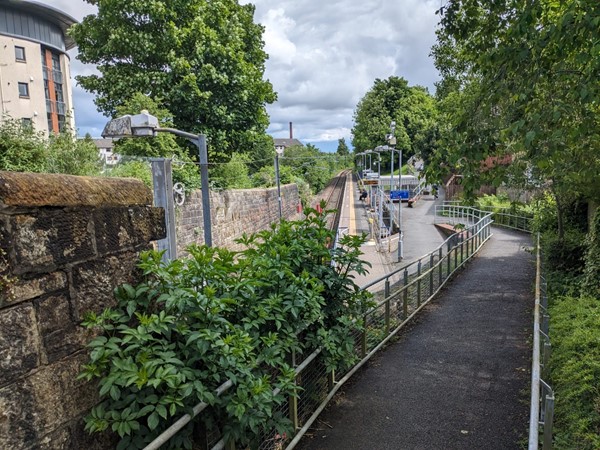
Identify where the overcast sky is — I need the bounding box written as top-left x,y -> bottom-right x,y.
41,0 -> 442,152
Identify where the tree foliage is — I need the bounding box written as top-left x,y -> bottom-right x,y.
0,118 -> 48,173
79,209 -> 372,449
70,0 -> 277,162
280,144 -> 338,194
429,0 -> 600,215
0,117 -> 101,176
351,76 -> 438,167
336,138 -> 349,156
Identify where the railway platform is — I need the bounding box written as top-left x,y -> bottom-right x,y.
343,172 -> 447,286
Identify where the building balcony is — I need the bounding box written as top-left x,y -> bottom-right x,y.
42,66 -> 63,84
46,99 -> 67,115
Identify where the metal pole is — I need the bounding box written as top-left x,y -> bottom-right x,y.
197,135 -> 212,247
275,153 -> 283,220
378,154 -> 383,232
389,149 -> 395,231
397,149 -> 403,261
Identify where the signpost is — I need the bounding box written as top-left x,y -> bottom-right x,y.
390,190 -> 410,202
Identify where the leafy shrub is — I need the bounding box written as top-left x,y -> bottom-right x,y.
211,153 -> 253,189
550,295 -> 600,449
541,229 -> 587,276
79,208 -> 372,449
47,132 -> 101,176
103,160 -> 153,189
0,117 -> 48,173
582,207 -> 600,297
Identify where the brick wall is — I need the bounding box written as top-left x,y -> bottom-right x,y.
176,184 -> 300,254
0,172 -> 165,450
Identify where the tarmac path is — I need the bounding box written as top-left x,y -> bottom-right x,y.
299,225 -> 535,449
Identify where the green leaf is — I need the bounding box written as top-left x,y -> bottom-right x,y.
147,412 -> 160,431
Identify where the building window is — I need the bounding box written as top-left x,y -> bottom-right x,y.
21,118 -> 32,128
15,46 -> 26,62
18,82 -> 29,98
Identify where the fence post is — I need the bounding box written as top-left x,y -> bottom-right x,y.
454,241 -> 458,272
417,261 -> 422,307
289,351 -> 299,432
384,279 -> 391,334
460,232 -> 464,264
403,269 -> 409,319
429,253 -> 434,296
361,314 -> 368,357
543,394 -> 555,450
438,247 -> 443,287
328,370 -> 336,392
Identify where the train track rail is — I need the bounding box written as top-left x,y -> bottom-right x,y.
311,169 -> 350,233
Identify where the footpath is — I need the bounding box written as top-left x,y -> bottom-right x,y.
300,175 -> 535,449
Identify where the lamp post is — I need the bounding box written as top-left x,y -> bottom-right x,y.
386,121 -> 402,261
274,145 -> 284,220
102,110 -> 213,248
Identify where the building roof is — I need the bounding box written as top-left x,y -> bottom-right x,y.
274,138 -> 303,148
2,0 -> 78,50
91,138 -> 114,149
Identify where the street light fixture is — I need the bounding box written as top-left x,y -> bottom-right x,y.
102,110 -> 213,247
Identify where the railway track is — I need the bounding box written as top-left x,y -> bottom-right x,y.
311,169 -> 351,233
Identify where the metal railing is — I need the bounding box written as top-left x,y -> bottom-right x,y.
528,233 -> 555,450
45,99 -> 67,115
476,205 -> 533,232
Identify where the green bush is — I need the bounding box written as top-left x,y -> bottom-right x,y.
541,229 -> 587,276
550,295 -> 600,449
0,117 -> 48,173
582,208 -> 600,297
104,160 -> 153,189
79,208 -> 373,449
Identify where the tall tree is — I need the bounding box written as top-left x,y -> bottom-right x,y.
352,76 -> 438,169
70,0 -> 277,163
336,138 -> 349,156
429,0 -> 600,235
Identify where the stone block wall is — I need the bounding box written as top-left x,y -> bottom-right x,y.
0,172 -> 165,450
176,184 -> 300,254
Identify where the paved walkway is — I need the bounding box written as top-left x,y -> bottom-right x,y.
300,185 -> 535,448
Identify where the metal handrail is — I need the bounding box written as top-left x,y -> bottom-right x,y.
528,233 -> 555,450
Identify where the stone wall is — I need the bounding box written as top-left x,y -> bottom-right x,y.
0,171 -> 165,450
176,184 -> 300,254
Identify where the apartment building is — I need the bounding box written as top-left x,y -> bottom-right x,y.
0,0 -> 76,134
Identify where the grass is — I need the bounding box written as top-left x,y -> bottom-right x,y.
549,294 -> 600,449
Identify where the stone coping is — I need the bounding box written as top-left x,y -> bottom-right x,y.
0,171 -> 153,208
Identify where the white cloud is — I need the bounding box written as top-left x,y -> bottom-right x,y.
39,0 -> 441,149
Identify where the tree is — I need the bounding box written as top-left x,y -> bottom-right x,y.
429,0 -> 600,236
351,77 -> 439,170
336,138 -> 349,156
70,0 -> 276,162
280,144 -> 333,194
0,118 -> 47,173
0,117 -> 102,176
46,132 -> 101,176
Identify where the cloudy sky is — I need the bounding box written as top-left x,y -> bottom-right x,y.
42,0 -> 442,152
